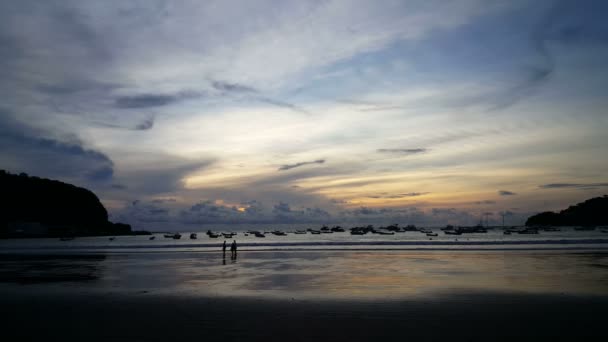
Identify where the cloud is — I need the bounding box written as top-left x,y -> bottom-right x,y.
134,117 -> 154,130
0,112 -> 114,183
258,98 -> 308,113
368,192 -> 429,199
211,80 -> 256,93
377,148 -> 428,154
112,200 -> 173,225
539,183 -> 608,189
498,190 -> 517,196
278,159 -> 325,171
114,94 -> 178,109
115,158 -> 214,195
178,200 -> 330,224
473,200 -> 497,205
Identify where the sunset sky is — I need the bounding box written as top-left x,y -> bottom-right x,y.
1,0 -> 607,228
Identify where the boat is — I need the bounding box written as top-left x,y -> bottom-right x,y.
426,232 -> 438,237
208,233 -> 220,238
223,233 -> 236,238
310,230 -> 321,234
164,234 -> 174,238
294,230 -> 307,234
172,233 -> 182,239
445,230 -> 462,235
109,237 -> 115,241
376,230 -> 394,235
149,236 -> 156,240
254,232 -> 266,238
271,230 -> 287,236
518,228 -> 538,234
190,233 -> 197,239
350,230 -> 366,235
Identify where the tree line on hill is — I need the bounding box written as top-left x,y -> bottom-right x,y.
0,170 -> 136,238
525,195 -> 608,226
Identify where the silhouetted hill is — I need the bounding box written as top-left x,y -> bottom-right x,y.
526,195 -> 608,227
0,170 -> 132,238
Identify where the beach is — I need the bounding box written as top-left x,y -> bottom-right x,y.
2,249 -> 608,341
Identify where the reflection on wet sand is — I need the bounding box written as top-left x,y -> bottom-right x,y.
0,254 -> 105,284
2,250 -> 607,300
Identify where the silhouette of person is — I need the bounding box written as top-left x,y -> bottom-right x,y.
231,240 -> 237,259
222,240 -> 227,256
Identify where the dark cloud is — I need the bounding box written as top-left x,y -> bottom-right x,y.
211,80 -> 257,93
134,117 -> 154,130
114,94 -> 178,109
498,190 -> 516,196
539,183 -> 608,189
113,200 -> 173,225
110,184 -> 127,190
377,148 -> 428,154
178,200 -> 330,224
114,90 -> 203,109
278,159 -> 325,171
0,112 -> 114,183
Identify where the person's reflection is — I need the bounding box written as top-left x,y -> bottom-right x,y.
222,253 -> 226,265
230,250 -> 237,263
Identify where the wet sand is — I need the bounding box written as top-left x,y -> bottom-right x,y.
2,250 -> 608,341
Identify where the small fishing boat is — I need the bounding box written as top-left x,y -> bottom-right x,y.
149,236 -> 156,240
172,233 -> 182,239
426,232 -> 438,237
190,233 -> 197,239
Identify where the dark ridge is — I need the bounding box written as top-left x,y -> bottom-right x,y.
0,170 -> 134,238
525,195 -> 608,226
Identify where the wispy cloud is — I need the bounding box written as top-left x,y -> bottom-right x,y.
498,190 -> 517,196
473,200 -> 497,205
211,80 -> 257,93
114,91 -> 202,109
368,192 -> 429,199
258,97 -> 308,113
377,148 -> 428,154
114,94 -> 177,109
539,183 -> 608,189
278,159 -> 325,171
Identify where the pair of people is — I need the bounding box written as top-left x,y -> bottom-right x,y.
222,240 -> 237,258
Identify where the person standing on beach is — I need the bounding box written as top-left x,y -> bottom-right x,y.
222,240 -> 227,257
231,240 -> 237,258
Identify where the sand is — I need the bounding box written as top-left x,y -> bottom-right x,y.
3,292 -> 608,341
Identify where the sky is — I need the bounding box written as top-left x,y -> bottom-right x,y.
1,0 -> 607,229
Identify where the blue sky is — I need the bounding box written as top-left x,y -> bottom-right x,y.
1,0 -> 607,228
